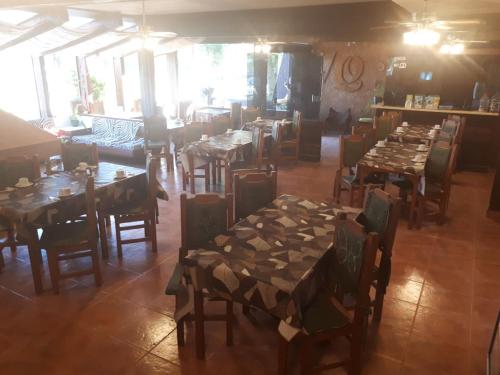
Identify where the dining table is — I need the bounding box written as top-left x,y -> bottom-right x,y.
0,161 -> 168,293
180,130 -> 270,194
175,194 -> 362,357
243,118 -> 293,134
357,141 -> 430,229
388,124 -> 436,144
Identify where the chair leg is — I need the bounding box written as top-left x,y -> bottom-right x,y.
349,329 -> 363,375
417,197 -> 425,229
190,171 -> 196,194
150,215 -> 158,253
204,165 -> 210,192
278,335 -> 289,375
105,215 -> 111,227
226,301 -> 233,346
46,249 -> 60,294
194,290 -> 206,360
7,228 -> 16,252
217,160 -> 222,183
177,317 -> 185,346
373,283 -> 385,322
299,337 -> 313,375
182,167 -> 187,191
438,196 -> 447,225
91,245 -> 102,287
115,217 -> 123,258
348,187 -> 355,206
211,160 -> 217,186
97,212 -> 109,259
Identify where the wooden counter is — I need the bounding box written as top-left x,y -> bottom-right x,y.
371,105 -> 499,117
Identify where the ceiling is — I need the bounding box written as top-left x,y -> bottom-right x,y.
1,0 -> 379,14
394,0 -> 500,18
2,0 -> 500,19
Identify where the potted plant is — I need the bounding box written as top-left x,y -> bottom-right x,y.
90,76 -> 105,114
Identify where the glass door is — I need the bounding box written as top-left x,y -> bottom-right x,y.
266,52 -> 292,114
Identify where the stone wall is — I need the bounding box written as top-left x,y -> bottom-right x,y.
315,41 -> 395,123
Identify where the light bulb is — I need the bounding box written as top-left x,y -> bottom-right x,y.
403,29 -> 440,46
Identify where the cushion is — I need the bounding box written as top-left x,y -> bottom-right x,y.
333,221 -> 367,295
40,221 -> 89,248
186,200 -> 228,249
361,191 -> 391,236
303,293 -> 350,334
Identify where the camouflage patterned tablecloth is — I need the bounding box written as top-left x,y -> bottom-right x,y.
388,124 -> 435,144
358,142 -> 429,176
0,162 -> 167,228
180,130 -> 253,170
179,194 -> 362,340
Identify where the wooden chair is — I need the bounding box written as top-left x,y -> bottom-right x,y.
182,122 -> 212,194
104,157 -> 159,257
0,154 -> 41,187
334,135 -> 383,206
234,171 -> 277,222
384,110 -> 401,128
357,187 -> 402,321
279,219 -> 380,375
373,115 -> 393,141
241,107 -> 260,126
230,102 -> 242,129
212,115 -> 231,136
165,193 -> 234,358
0,222 -> 17,270
352,125 -> 376,152
0,155 -> 41,253
59,142 -> 99,172
274,110 -> 302,164
144,115 -> 174,172
39,176 -> 101,294
416,144 -> 457,228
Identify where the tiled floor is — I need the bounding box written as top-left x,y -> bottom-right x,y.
1,135 -> 499,374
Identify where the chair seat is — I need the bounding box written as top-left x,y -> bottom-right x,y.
303,292 -> 350,334
391,178 -> 413,191
165,263 -> 184,295
108,201 -> 148,216
342,174 -> 385,186
41,221 -> 89,247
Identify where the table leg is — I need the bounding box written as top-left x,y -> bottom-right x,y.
408,175 -> 419,230
224,162 -> 231,194
26,227 -> 43,294
211,160 -> 217,186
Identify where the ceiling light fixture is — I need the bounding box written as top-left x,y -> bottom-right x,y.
403,28 -> 440,46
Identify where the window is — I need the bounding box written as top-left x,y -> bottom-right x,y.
45,53 -> 80,120
122,52 -> 141,114
178,44 -> 252,107
0,51 -> 40,120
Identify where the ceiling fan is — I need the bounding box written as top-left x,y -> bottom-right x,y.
108,0 -> 177,46
371,0 -> 483,32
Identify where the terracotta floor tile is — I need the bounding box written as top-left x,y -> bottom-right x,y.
412,305 -> 471,348
385,278 -> 423,305
419,284 -> 472,315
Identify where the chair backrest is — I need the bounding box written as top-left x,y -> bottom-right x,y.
426,143 -> 452,184
241,107 -> 260,125
85,176 -> 98,247
180,193 -> 233,259
144,116 -> 168,143
385,111 -> 401,128
352,125 -> 376,152
339,134 -> 365,170
374,116 -> 393,141
359,187 -> 401,257
61,142 -> 99,171
441,119 -> 459,138
230,102 -> 242,129
292,110 -> 302,134
234,171 -> 277,221
184,122 -> 211,144
250,126 -> 265,168
332,219 -> 379,304
212,115 -> 231,136
0,154 -> 41,187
